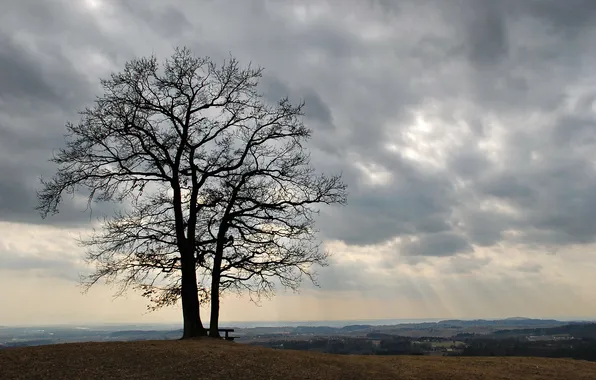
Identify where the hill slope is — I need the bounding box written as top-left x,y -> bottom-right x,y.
1,339 -> 595,380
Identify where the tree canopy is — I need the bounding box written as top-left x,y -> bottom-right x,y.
38,47 -> 347,338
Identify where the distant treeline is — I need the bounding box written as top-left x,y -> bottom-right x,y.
249,336 -> 422,356
487,322 -> 596,339
461,338 -> 596,361
249,323 -> 596,361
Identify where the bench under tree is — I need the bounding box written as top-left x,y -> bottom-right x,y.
218,328 -> 235,341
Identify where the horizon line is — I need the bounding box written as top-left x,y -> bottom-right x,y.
3,316 -> 596,329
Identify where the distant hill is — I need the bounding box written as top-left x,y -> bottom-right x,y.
503,317 -> 532,321
490,323 -> 596,339
281,318 -> 563,336
1,339 -> 595,380
341,324 -> 373,332
435,318 -> 561,327
292,324 -> 374,334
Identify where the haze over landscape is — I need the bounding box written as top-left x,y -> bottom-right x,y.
3,0 -> 596,328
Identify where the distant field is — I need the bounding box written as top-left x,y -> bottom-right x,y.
1,339 -> 596,380
427,340 -> 466,348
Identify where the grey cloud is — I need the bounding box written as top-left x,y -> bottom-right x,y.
310,254 -> 573,314
524,0 -> 596,36
311,257 -> 443,303
318,158 -> 456,248
447,255 -> 491,274
313,259 -> 376,293
480,174 -> 536,203
1,0 -> 596,281
444,1 -> 592,115
552,114 -> 596,146
447,149 -> 492,179
301,89 -> 334,126
0,36 -> 58,103
476,118 -> 596,247
461,210 -> 510,248
401,232 -> 473,257
259,75 -> 334,126
0,30 -> 120,225
0,254 -> 85,282
516,262 -> 542,274
116,0 -> 193,38
0,36 -> 94,114
463,0 -> 509,66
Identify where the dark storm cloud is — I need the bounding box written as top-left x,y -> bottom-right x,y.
259,75 -> 334,126
447,149 -> 491,179
115,0 -> 193,38
0,34 -> 114,224
0,36 -> 58,102
2,0 -> 596,273
318,156 -> 456,247
0,2 -> 137,226
524,0 -> 596,36
463,0 -> 509,66
460,210 -> 509,248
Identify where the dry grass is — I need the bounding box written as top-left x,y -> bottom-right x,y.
1,338 -> 595,380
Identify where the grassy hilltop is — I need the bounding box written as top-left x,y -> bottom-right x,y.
1,339 -> 596,380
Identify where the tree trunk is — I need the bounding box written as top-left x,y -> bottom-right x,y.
180,253 -> 207,339
208,252 -> 223,338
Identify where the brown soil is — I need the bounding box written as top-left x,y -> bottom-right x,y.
1,338 -> 595,379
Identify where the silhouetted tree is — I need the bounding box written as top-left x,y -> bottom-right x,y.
37,47 -> 347,339
197,131 -> 347,337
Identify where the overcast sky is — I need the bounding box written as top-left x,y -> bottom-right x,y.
2,0 -> 596,326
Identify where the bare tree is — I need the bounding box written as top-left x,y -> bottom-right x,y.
79,191 -> 215,313
198,134 -> 347,337
36,47 -> 316,338
81,148 -> 347,338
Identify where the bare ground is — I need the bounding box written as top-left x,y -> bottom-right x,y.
1,338 -> 595,380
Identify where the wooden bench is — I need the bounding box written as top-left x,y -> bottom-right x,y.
218,328 -> 235,341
